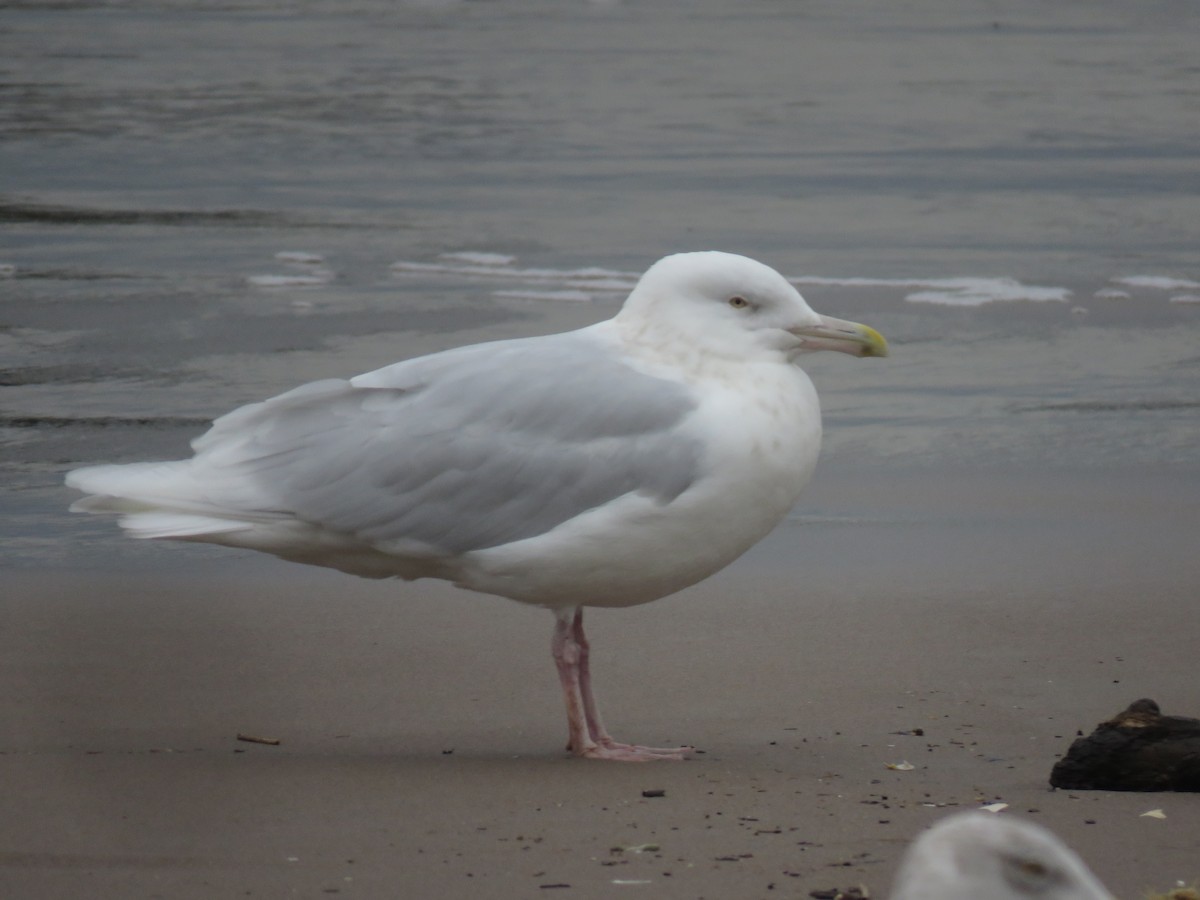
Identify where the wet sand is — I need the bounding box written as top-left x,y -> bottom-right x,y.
5,468 -> 1199,898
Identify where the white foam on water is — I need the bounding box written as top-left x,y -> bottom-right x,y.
1169,294 -> 1200,304
391,258 -> 637,287
903,279 -> 1068,306
493,289 -> 594,303
390,257 -> 636,302
247,272 -> 334,288
791,275 -> 924,288
791,275 -> 1069,305
439,251 -> 517,266
274,251 -> 326,265
1093,287 -> 1132,299
553,277 -> 636,292
1114,275 -> 1200,290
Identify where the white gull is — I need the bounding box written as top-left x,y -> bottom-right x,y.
66,251 -> 887,761
892,812 -> 1114,900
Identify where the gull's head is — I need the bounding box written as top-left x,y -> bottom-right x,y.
618,251 -> 887,362
891,813 -> 1115,900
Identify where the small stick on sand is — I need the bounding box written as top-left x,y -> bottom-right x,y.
236,733 -> 281,746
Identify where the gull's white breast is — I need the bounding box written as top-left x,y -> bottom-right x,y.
457,355 -> 822,609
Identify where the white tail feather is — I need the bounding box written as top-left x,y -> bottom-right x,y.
66,461 -> 278,540
115,512 -> 255,540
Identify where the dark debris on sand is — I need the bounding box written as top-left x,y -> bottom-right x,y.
1050,698 -> 1200,791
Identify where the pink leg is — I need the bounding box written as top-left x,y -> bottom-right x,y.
551,608 -> 693,762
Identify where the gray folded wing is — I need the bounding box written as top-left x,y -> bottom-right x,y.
193,332 -> 702,557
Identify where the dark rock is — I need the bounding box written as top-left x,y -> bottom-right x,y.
1050,699 -> 1200,791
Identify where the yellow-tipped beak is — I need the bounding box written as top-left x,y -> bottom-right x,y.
791,314 -> 889,358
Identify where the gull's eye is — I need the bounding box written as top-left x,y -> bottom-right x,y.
1001,854 -> 1066,894
728,296 -> 750,309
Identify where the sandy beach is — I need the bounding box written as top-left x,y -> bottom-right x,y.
6,467 -> 1199,899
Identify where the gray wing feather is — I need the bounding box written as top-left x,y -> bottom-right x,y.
192,332 -> 701,555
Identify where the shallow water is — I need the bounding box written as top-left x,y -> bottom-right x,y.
2,0 -> 1199,569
